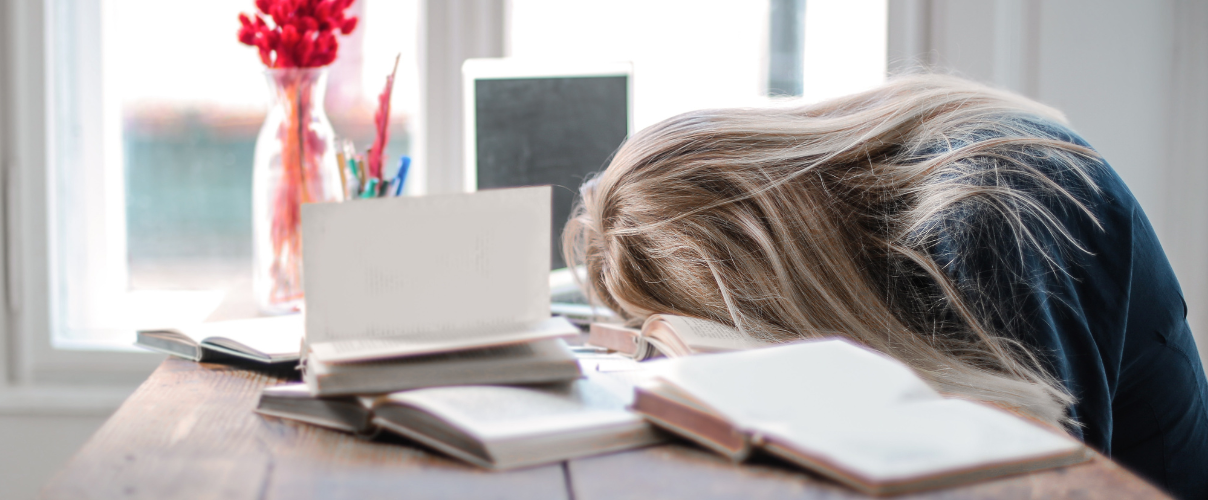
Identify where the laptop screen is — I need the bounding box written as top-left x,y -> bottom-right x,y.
471,74 -> 629,269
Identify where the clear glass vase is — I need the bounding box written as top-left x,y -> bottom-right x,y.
253,68 -> 343,315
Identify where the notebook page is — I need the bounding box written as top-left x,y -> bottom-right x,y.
757,398 -> 1082,483
650,339 -> 941,429
302,187 -> 550,351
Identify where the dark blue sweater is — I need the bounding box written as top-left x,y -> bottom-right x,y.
925,118 -> 1208,499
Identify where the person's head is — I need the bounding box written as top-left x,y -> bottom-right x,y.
564,74 -> 1100,425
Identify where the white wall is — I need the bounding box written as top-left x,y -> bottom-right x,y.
0,415 -> 106,500
890,0 -> 1208,370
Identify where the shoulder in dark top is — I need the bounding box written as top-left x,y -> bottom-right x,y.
922,116 -> 1208,499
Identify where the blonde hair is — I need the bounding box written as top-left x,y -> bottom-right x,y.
564,74 -> 1103,426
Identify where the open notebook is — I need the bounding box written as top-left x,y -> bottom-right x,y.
634,339 -> 1089,495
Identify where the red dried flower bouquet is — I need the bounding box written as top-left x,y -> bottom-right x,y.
238,0 -> 358,68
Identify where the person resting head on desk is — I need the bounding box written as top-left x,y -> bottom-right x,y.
564,74 -> 1208,499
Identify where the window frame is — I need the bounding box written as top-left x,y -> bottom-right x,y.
2,0 -> 162,390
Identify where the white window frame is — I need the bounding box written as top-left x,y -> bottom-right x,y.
1,0 -> 161,393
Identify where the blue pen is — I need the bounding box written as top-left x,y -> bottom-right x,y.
391,156 -> 411,196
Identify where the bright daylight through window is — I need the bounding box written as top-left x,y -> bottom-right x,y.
48,0 -> 419,348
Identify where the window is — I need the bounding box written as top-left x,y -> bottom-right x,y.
508,0 -> 771,130
46,0 -> 420,349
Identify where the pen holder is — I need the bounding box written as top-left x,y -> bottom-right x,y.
252,68 -> 343,314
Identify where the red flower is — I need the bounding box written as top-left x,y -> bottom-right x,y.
236,0 -> 358,68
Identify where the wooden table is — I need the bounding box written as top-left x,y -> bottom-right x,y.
42,358 -> 1170,500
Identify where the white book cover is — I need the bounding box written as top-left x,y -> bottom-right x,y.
301,186 -> 577,363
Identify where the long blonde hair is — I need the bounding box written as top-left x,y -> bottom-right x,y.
564,74 -> 1103,426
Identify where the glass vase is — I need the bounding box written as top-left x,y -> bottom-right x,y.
253,68 -> 343,315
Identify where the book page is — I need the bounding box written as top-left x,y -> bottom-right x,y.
301,186 -> 551,352
759,398 -> 1083,483
650,339 -> 942,430
186,314 -> 303,357
653,315 -> 768,353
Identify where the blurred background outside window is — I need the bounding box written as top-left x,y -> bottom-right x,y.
509,0 -> 886,130
116,0 -> 420,292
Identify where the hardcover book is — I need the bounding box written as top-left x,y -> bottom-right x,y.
301,338 -> 582,396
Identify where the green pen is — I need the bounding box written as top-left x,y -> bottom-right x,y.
347,157 -> 360,181
345,157 -> 361,197
360,178 -> 379,199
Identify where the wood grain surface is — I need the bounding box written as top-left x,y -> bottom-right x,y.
41,359 -> 1171,500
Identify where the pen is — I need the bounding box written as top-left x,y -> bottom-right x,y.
356,155 -> 368,187
390,156 -> 411,197
360,178 -> 380,199
346,157 -> 362,197
335,148 -> 349,201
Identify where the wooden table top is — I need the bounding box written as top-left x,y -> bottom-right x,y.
42,358 -> 1170,500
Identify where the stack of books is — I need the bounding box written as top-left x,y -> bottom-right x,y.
139,186 -> 667,469
296,185 -> 583,394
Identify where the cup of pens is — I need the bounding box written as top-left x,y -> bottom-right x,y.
336,141 -> 411,199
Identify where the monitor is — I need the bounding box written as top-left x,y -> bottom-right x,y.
462,59 -> 632,270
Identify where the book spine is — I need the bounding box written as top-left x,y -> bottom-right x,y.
631,386 -> 749,461
586,323 -> 640,355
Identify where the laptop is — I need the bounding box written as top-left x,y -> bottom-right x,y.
462,59 -> 631,323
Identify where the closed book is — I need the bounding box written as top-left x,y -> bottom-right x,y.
302,338 -> 582,397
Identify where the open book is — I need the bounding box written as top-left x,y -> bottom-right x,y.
257,370 -> 665,469
135,315 -> 304,365
302,338 -> 582,396
634,339 -> 1089,495
301,186 -> 579,364
371,369 -> 664,469
588,314 -> 769,360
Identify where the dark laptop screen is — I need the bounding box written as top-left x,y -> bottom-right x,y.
474,76 -> 629,269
